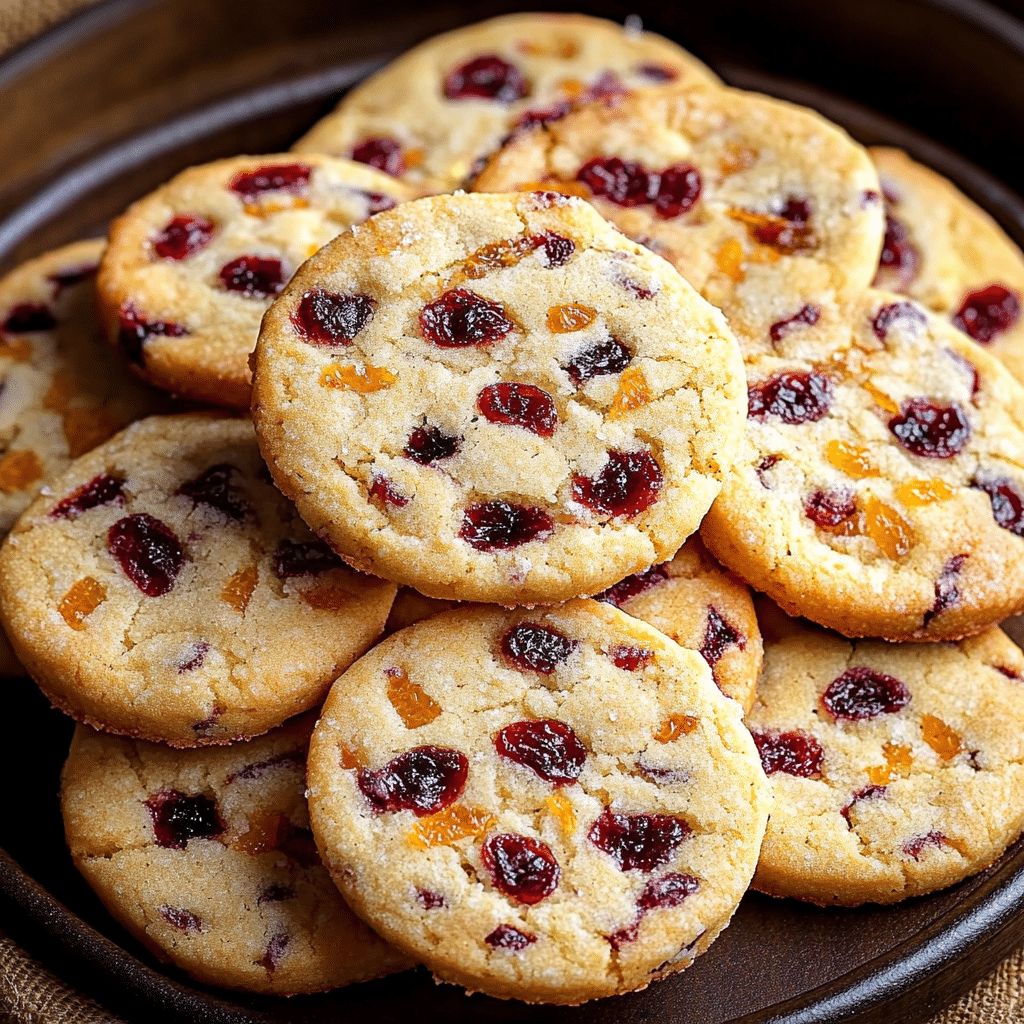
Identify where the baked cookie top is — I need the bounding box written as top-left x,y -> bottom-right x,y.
292,12 -> 719,194
252,190 -> 746,605
871,146 -> 1024,386
0,413 -> 396,746
307,600 -> 770,1004
748,616 -> 1024,905
96,155 -> 414,408
702,290 -> 1024,641
474,81 -> 884,355
62,715 -> 414,994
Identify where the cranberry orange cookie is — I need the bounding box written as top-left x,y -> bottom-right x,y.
97,155 -> 414,407
252,191 -> 745,605
474,82 -> 884,355
62,715 -> 414,993
307,600 -> 771,1003
292,12 -> 719,194
871,147 -> 1024,385
748,619 -> 1024,905
0,414 -> 396,745
701,290 -> 1024,641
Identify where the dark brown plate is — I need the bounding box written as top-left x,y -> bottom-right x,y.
2,1 -> 1024,1022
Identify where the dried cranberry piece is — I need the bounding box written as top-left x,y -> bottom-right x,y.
153,214 -> 214,260
952,285 -> 1020,343
576,157 -> 656,207
362,191 -> 397,215
2,303 -> 56,333
637,63 -> 678,82
227,750 -> 304,783
634,758 -> 689,785
495,719 -> 586,785
637,872 -> 700,912
924,554 -> 968,626
756,454 -> 780,487
769,304 -> 819,343
700,607 -> 743,668
777,198 -> 811,223
611,645 -> 653,671
420,288 -> 513,347
888,399 -> 970,458
822,666 -> 910,721
596,564 -> 669,606
118,305 -> 188,364
514,101 -> 573,132
178,641 -> 209,674
945,349 -> 981,398
748,370 -> 833,424
176,463 -> 252,521
145,789 -> 224,849
460,501 -> 553,550
443,55 -> 527,102
258,883 -> 295,905
258,933 -> 290,973
50,474 -> 124,519
229,163 -> 311,199
501,623 -> 576,674
903,831 -> 948,860
875,214 -> 919,287
108,513 -> 185,597
218,255 -> 284,298
351,137 -> 405,176
805,487 -> 856,529
572,449 -> 663,518
485,924 -> 535,950
653,165 -> 701,219
369,475 -> 409,508
871,300 -> 926,340
48,264 -> 98,295
972,476 -> 1024,536
608,921 -> 640,949
481,833 -> 559,904
292,290 -> 375,345
540,233 -> 575,267
840,784 -> 886,825
563,337 -> 631,386
416,889 -> 446,909
588,70 -> 625,99
478,382 -> 557,437
357,746 -> 467,816
588,810 -> 690,872
160,905 -> 202,931
752,730 -> 823,778
271,539 -> 343,578
404,424 -> 460,465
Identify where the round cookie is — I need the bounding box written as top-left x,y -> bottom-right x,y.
251,190 -> 746,605
748,616 -> 1024,905
871,146 -> 1024,385
97,155 -> 415,408
474,81 -> 884,355
0,413 -> 396,745
61,714 -> 415,993
307,600 -> 771,1004
701,289 -> 1024,641
292,12 -> 720,194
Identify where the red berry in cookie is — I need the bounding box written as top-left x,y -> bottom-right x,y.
108,513 -> 186,597
293,291 -> 376,345
495,719 -> 587,785
481,833 -> 560,903
153,214 -> 214,260
357,746 -> 468,816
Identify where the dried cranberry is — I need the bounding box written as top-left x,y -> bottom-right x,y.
588,70 -> 626,99
369,475 -> 409,508
159,906 -> 202,931
443,55 -> 527,103
362,191 -> 397,215
219,255 -> 284,298
227,750 -> 304,783
563,337 -> 632,386
924,554 -> 968,626
420,288 -> 513,347
945,349 -> 981,399
501,623 -> 576,674
588,810 -> 690,872
777,198 -> 811,223
699,607 -> 743,668
478,382 -> 557,436
874,215 -> 919,288
952,285 -> 1020,343
351,137 -> 405,176
514,101 -> 572,132
271,539 -> 343,578
178,641 -> 209,674
756,454 -> 781,487
416,888 -> 446,909
1,303 -> 56,333
460,501 -> 553,550
997,665 -> 1022,681
292,290 -> 375,345
48,264 -> 97,295
805,487 -> 856,529
404,424 -> 461,465
608,921 -> 639,950
637,63 -> 678,82
258,883 -> 295,905
153,214 -> 214,260
258,933 -> 290,973
118,305 -> 188,364
822,666 -> 910,721
108,514 -> 185,597
495,719 -> 586,785
485,924 -> 535,950
577,157 -> 656,207
50,474 -> 124,519
903,831 -> 948,860
596,564 -> 668,606
540,233 -> 575,267
972,476 -> 1024,536
357,746 -> 467,816
229,163 -> 311,199
176,463 -> 251,521
481,833 -> 559,904
888,399 -> 970,458
748,370 -> 833,424
634,758 -> 689,785
145,789 -> 224,849
769,304 -> 819,343
840,784 -> 886,825
572,449 -> 663,518
611,645 -> 653,671
753,730 -> 823,778
615,275 -> 656,300
653,165 -> 701,219
872,300 -> 926,340
637,872 -> 700,912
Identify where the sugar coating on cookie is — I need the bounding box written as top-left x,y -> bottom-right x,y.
701,289 -> 1024,641
61,716 -> 415,993
252,190 -> 745,605
0,414 -> 396,745
292,12 -> 719,194
871,146 -> 1024,386
748,619 -> 1024,905
307,600 -> 770,1004
474,82 -> 884,354
96,155 -> 415,408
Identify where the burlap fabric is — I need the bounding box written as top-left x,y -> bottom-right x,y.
1,1 -> 1023,1021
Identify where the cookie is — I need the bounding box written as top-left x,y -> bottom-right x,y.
700,289 -> 1024,641
61,714 -> 415,993
96,155 -> 415,408
747,613 -> 1024,905
251,190 -> 746,605
292,12 -> 719,194
307,599 -> 771,1004
474,81 -> 884,355
871,146 -> 1024,385
0,413 -> 396,745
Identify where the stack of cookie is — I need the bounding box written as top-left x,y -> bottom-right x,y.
0,9 -> 1023,1008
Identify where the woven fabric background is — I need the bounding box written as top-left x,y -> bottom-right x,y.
0,1 -> 1022,1021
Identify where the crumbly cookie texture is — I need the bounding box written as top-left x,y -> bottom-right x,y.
96,155 -> 415,408
474,81 -> 884,355
871,146 -> 1024,386
252,190 -> 745,605
748,615 -> 1024,905
62,716 -> 415,994
307,600 -> 770,1004
0,414 -> 396,745
701,289 -> 1024,641
292,12 -> 719,194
